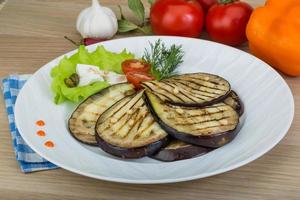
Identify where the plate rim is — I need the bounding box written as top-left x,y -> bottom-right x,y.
15,36 -> 295,184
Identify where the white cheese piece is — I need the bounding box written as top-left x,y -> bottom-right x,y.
76,64 -> 127,86
102,71 -> 127,85
76,64 -> 105,86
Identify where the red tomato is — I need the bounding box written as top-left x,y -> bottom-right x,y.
150,0 -> 204,38
196,0 -> 217,14
126,72 -> 155,89
205,0 -> 253,46
121,59 -> 151,74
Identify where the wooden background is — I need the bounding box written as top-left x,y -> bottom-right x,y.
0,0 -> 299,199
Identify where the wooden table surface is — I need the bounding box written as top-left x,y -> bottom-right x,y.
0,0 -> 299,199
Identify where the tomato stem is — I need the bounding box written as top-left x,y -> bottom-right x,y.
218,0 -> 236,4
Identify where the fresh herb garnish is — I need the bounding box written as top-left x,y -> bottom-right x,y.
143,39 -> 184,80
117,0 -> 152,35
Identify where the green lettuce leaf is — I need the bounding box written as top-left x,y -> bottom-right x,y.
50,45 -> 134,104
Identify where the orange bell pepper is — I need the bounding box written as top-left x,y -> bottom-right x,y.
246,0 -> 300,76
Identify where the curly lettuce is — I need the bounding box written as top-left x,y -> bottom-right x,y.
50,45 -> 134,104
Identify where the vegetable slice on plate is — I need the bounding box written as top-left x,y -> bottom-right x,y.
95,91 -> 169,158
150,139 -> 210,162
224,91 -> 244,116
145,90 -> 240,148
68,83 -> 136,145
142,73 -> 231,107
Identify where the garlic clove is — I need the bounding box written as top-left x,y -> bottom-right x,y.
76,0 -> 118,39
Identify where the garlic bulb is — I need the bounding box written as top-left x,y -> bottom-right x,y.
76,0 -> 118,39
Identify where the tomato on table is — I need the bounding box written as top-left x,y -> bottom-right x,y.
150,0 -> 204,38
121,59 -> 151,74
126,72 -> 155,90
196,0 -> 217,14
205,0 -> 253,46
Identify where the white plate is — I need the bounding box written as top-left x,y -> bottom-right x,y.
15,36 -> 294,184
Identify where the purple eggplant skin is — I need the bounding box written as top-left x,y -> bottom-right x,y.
150,143 -> 211,162
144,93 -> 243,148
95,133 -> 170,159
225,91 -> 244,116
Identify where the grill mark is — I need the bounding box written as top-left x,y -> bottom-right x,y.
136,111 -> 150,131
187,77 -> 228,91
167,80 -> 217,98
101,103 -> 141,134
111,108 -> 140,137
82,120 -> 97,123
109,95 -> 143,120
163,80 -> 211,100
118,107 -> 139,138
184,80 -> 226,95
100,97 -> 132,122
170,76 -> 227,93
149,81 -> 186,102
166,110 -> 225,120
124,111 -> 147,140
173,116 -> 231,126
160,81 -> 199,103
172,74 -> 228,89
142,83 -> 173,102
99,98 -> 144,133
168,82 -> 210,102
192,124 -> 236,133
135,119 -> 155,139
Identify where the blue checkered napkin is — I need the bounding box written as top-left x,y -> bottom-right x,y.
1,75 -> 58,173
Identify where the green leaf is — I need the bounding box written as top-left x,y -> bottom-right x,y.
118,19 -> 139,33
50,45 -> 135,104
118,5 -> 125,20
147,0 -> 155,5
128,0 -> 145,23
91,45 -> 134,74
137,25 -> 153,35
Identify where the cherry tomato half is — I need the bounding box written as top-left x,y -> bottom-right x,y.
126,72 -> 155,90
206,0 -> 253,46
121,59 -> 151,74
150,0 -> 204,38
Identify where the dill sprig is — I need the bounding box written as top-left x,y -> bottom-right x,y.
143,39 -> 184,80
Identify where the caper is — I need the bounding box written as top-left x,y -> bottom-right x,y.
64,73 -> 80,88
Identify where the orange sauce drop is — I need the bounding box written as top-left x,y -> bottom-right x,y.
36,120 -> 45,126
44,141 -> 54,148
37,130 -> 46,137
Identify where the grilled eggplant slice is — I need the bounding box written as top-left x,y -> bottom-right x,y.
224,91 -> 244,116
145,90 -> 240,148
150,139 -> 210,162
68,83 -> 136,145
151,91 -> 243,161
142,73 -> 231,107
95,91 -> 169,158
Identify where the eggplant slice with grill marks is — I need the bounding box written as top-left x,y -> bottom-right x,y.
95,91 -> 169,158
224,91 -> 244,116
145,90 -> 240,148
150,139 -> 211,162
150,90 -> 244,161
141,73 -> 231,107
68,83 -> 136,145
